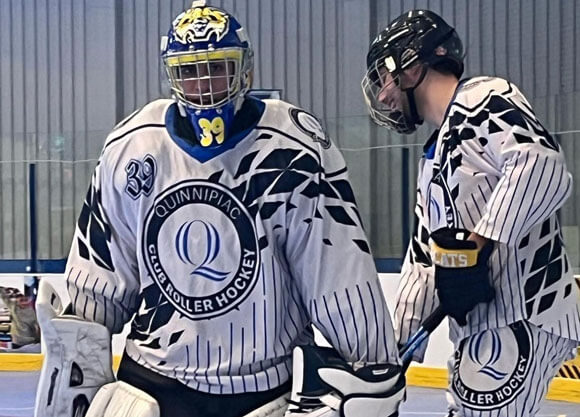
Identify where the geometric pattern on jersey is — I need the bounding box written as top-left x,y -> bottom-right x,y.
409,213 -> 431,266
128,283 -> 175,354
76,170 -> 115,272
224,143 -> 363,249
520,218 -> 570,317
437,82 -> 561,229
129,134 -> 366,352
446,83 -> 559,157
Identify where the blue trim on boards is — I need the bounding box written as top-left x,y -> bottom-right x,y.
0,259 -> 67,274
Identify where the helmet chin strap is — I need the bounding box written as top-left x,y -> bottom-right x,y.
402,64 -> 429,128
405,89 -> 421,127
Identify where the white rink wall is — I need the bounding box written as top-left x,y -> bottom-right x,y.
0,274 -> 453,368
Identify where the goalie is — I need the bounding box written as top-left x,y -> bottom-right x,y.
33,2 -> 405,417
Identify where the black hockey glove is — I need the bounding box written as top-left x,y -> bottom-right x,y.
430,229 -> 495,326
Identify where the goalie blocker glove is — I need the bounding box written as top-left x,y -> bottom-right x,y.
285,345 -> 405,417
430,228 -> 495,326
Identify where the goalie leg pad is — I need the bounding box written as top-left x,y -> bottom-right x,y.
242,393 -> 290,417
34,280 -> 115,417
85,381 -> 160,417
286,407 -> 338,417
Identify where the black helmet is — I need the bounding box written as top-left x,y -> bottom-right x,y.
367,10 -> 464,78
362,10 -> 464,134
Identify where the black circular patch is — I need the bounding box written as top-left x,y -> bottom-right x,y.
143,180 -> 259,320
451,322 -> 532,410
289,108 -> 330,149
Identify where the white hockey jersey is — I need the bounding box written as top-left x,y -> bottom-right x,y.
395,77 -> 580,359
65,97 -> 399,394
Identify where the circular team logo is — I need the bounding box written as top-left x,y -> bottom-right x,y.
289,108 -> 330,149
452,322 -> 532,410
143,180 -> 259,320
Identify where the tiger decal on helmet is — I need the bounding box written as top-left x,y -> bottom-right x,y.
173,6 -> 230,44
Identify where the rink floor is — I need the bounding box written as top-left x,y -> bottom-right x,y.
0,371 -> 578,417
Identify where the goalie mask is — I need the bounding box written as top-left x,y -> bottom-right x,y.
161,1 -> 253,147
361,10 -> 464,134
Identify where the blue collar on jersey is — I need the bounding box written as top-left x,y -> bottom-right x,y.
423,130 -> 438,159
166,96 -> 266,163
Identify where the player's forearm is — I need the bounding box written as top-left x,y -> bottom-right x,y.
394,254 -> 436,362
467,232 -> 487,249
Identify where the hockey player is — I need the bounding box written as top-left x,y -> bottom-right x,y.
34,2 -> 405,417
362,9 -> 580,417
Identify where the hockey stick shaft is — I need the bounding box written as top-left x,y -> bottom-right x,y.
399,305 -> 446,371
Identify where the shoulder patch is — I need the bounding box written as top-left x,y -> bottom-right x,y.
289,108 -> 330,149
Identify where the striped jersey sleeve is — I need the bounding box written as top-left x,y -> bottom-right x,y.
284,140 -> 400,366
473,87 -> 573,246
65,154 -> 140,334
394,188 -> 437,362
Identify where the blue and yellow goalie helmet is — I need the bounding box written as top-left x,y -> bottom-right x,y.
161,1 -> 254,147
